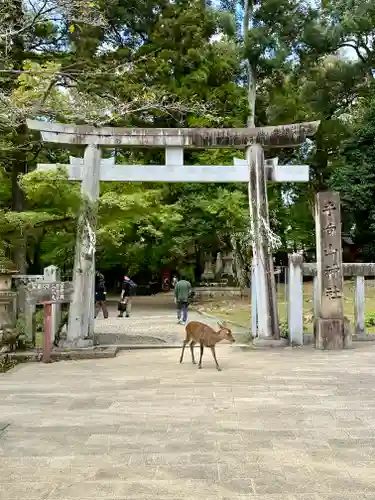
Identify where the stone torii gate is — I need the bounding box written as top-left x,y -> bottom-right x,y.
27,119 -> 319,345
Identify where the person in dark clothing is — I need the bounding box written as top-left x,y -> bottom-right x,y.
94,271 -> 108,319
118,275 -> 137,318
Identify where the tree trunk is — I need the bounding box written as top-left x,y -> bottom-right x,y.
247,64 -> 257,127
9,2 -> 27,273
243,0 -> 256,127
11,126 -> 28,274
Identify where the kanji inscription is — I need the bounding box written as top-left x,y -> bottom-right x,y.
323,222 -> 337,236
26,281 -> 73,304
316,192 -> 344,321
323,264 -> 340,278
322,200 -> 337,217
323,244 -> 338,258
324,285 -> 342,300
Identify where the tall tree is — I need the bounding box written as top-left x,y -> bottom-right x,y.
330,83 -> 375,260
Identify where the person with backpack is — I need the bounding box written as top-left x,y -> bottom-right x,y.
118,275 -> 137,318
94,271 -> 108,319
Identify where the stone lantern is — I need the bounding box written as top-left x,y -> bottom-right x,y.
0,267 -> 18,329
201,253 -> 215,282
221,251 -> 236,286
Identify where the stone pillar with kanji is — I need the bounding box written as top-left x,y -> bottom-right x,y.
315,192 -> 351,349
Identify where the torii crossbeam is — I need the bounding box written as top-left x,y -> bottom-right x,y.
28,120 -> 319,148
27,119 -> 319,345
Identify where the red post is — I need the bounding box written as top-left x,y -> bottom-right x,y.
43,302 -> 52,363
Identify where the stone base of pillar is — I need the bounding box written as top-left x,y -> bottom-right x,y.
253,338 -> 288,348
316,318 -> 348,349
59,338 -> 94,349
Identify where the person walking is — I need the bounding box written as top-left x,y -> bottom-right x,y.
171,275 -> 178,288
94,271 -> 108,319
118,275 -> 137,318
174,275 -> 192,325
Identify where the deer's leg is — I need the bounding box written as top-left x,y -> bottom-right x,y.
179,336 -> 189,363
210,346 -> 221,371
189,341 -> 196,364
198,342 -> 204,369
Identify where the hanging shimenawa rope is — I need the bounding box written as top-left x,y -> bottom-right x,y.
85,218 -> 96,257
260,216 -> 282,251
77,199 -> 97,263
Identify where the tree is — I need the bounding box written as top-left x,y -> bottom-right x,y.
0,0 -> 238,273
3,0 -> 375,279
330,84 -> 375,260
310,1 -> 375,77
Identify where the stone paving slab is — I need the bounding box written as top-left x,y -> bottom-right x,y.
2,345 -> 375,498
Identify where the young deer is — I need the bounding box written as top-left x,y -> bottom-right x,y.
179,320 -> 235,371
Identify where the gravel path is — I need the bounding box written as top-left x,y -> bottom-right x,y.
93,296 -> 249,345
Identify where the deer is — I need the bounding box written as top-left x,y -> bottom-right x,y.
179,320 -> 235,371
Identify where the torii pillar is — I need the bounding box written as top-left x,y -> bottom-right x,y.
247,145 -> 279,338
27,119 -> 319,344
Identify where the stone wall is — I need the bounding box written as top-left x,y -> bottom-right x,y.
193,287 -> 249,302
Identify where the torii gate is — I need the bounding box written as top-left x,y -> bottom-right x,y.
27,119 -> 319,345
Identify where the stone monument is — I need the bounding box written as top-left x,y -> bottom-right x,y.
315,192 -> 350,349
25,280 -> 74,361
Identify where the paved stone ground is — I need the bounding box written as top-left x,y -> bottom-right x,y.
94,295 -> 249,345
2,345 -> 375,499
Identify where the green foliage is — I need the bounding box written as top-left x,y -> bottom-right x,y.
330,85 -> 375,259
34,309 -> 44,333
279,320 -> 289,340
0,357 -> 20,373
20,168 -> 81,216
365,311 -> 375,328
95,182 -> 249,274
1,0 -> 375,275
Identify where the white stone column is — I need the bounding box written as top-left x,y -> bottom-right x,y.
355,275 -> 365,335
251,260 -> 257,338
67,144 -> 101,345
165,146 -> 183,166
288,254 -> 304,345
43,265 -> 61,342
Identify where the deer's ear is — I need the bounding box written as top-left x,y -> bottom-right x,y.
217,321 -> 224,329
